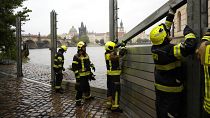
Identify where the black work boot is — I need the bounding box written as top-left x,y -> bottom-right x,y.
84,96 -> 95,101
76,101 -> 81,106
55,88 -> 64,94
111,107 -> 123,113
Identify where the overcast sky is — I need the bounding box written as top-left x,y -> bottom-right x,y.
20,0 -> 168,35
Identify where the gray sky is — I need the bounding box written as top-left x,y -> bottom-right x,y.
21,0 -> 168,35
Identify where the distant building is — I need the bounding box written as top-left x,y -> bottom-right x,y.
68,26 -> 78,39
59,26 -> 78,40
118,20 -> 125,38
87,20 -> 126,44
79,22 -> 87,38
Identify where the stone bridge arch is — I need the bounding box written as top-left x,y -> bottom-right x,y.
42,40 -> 50,48
25,40 -> 37,49
57,41 -> 62,47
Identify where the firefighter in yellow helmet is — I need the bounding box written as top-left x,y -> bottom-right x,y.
72,41 -> 95,106
150,9 -> 197,118
105,41 -> 126,112
196,28 -> 210,118
53,45 -> 68,93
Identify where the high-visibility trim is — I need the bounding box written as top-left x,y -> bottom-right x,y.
75,75 -> 80,78
79,71 -> 91,76
155,83 -> 184,92
83,94 -> 91,99
202,36 -> 210,41
165,21 -> 172,29
155,61 -> 181,71
106,101 -> 112,105
204,66 -> 210,99
53,65 -> 58,68
74,70 -> 79,74
81,57 -> 85,71
109,60 -> 112,70
204,99 -> 210,114
72,61 -> 78,64
105,54 -> 110,60
55,86 -> 61,89
75,99 -> 82,102
204,65 -> 210,114
58,57 -> 63,60
53,65 -> 62,68
107,70 -> 121,75
112,91 -> 119,108
185,33 -> 196,40
174,44 -> 182,59
54,59 -> 58,61
205,45 -> 210,65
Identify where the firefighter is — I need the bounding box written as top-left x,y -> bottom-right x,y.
196,29 -> 210,118
149,9 -> 197,118
53,45 -> 68,93
105,41 -> 126,112
72,41 -> 95,106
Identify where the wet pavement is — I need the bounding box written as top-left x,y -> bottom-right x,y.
0,64 -> 127,118
22,63 -> 106,89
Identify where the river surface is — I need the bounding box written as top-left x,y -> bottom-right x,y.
28,47 -> 107,80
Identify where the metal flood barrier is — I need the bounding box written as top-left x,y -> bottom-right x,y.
119,0 -> 208,117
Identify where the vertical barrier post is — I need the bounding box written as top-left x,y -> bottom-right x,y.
109,0 -> 118,42
109,0 -> 114,41
16,17 -> 23,78
114,0 -> 118,40
50,10 -> 57,86
186,0 -> 208,117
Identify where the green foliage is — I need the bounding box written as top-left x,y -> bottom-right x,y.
0,0 -> 31,60
99,39 -> 105,45
78,35 -> 90,44
71,36 -> 78,44
95,39 -> 99,44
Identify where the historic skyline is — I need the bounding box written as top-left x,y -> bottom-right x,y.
19,0 -> 168,35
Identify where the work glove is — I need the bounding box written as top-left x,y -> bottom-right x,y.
119,47 -> 127,57
120,41 -> 126,47
90,63 -> 95,72
196,41 -> 209,65
204,28 -> 210,36
183,25 -> 194,36
168,8 -> 175,15
63,67 -> 65,71
89,73 -> 96,81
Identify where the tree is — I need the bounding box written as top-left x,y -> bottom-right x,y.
0,0 -> 31,59
99,39 -> 105,45
95,39 -> 99,44
71,35 -> 78,44
78,35 -> 90,44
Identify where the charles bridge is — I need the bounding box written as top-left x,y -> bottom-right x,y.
22,34 -> 70,49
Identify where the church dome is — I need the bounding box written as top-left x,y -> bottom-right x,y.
69,26 -> 77,34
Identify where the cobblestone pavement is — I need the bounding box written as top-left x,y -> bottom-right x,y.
0,64 -> 127,118
22,63 -> 106,89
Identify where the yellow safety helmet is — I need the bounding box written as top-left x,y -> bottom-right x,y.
60,45 -> 67,51
150,24 -> 168,45
105,41 -> 116,51
77,41 -> 86,50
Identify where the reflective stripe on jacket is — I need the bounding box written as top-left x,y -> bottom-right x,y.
105,51 -> 121,76
72,53 -> 91,77
53,51 -> 64,70
203,63 -> 210,114
151,12 -> 196,92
